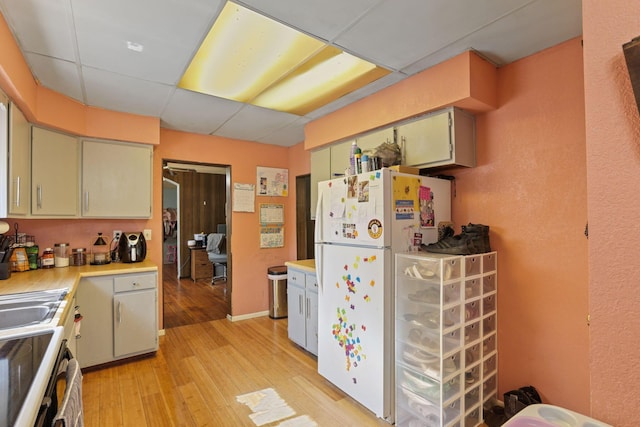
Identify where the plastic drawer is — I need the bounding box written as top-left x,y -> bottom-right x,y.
399,300 -> 462,331
483,354 -> 497,377
396,394 -> 461,427
464,406 -> 481,427
400,280 -> 441,304
464,277 -> 481,300
465,364 -> 481,389
483,253 -> 497,273
465,301 -> 480,323
465,321 -> 481,345
398,341 -> 461,380
444,282 -> 462,305
465,255 -> 482,277
397,366 -> 461,404
465,344 -> 481,366
398,255 -> 463,282
482,294 -> 496,315
464,386 -> 481,414
443,328 -> 463,354
483,334 -> 497,356
483,273 -> 496,294
483,314 -> 497,335
398,279 -> 462,306
397,319 -> 441,354
483,373 -> 497,398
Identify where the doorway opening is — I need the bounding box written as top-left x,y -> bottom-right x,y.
162,160 -> 231,328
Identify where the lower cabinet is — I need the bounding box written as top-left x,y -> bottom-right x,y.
287,267 -> 318,355
75,271 -> 158,368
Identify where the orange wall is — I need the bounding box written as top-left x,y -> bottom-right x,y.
155,129 -> 300,316
583,1 -> 640,425
454,38 -> 589,412
307,38 -> 590,413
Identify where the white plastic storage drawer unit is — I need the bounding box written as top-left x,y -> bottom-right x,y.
395,251 -> 497,427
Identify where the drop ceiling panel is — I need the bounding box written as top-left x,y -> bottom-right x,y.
403,0 -> 582,74
237,0 -> 382,42
214,105 -> 300,141
257,117 -> 309,146
71,0 -> 223,84
161,88 -> 243,135
334,0 -> 535,71
0,0 -> 76,61
82,67 -> 174,117
25,53 -> 83,102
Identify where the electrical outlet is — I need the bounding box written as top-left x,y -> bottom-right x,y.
113,230 -> 122,241
143,229 -> 152,241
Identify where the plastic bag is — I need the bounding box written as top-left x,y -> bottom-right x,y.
373,140 -> 402,167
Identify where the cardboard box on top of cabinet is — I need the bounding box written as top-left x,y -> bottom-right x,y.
388,165 -> 420,175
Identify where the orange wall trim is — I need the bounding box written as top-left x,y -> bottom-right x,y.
303,50 -> 498,150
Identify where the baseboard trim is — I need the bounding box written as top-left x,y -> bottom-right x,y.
227,310 -> 270,322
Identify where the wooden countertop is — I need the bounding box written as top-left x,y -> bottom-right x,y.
284,259 -> 315,273
0,260 -> 158,327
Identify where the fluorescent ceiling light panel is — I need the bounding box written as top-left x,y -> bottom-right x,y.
179,2 -> 390,116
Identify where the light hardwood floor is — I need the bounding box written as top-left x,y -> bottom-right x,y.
81,263 -> 388,426
81,316 -> 390,426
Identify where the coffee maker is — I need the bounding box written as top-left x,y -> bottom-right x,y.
118,232 -> 147,263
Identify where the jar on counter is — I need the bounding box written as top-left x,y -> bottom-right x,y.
70,248 -> 87,266
54,243 -> 70,267
26,244 -> 39,270
41,248 -> 55,269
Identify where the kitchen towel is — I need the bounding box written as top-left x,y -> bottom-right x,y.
54,358 -> 84,427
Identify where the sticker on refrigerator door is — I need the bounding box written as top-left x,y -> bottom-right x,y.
420,186 -> 435,227
347,176 -> 358,199
395,199 -> 415,220
367,219 -> 382,239
342,223 -> 358,239
357,180 -> 369,202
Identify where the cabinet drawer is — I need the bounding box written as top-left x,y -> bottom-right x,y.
114,273 -> 156,292
305,273 -> 318,291
288,269 -> 305,287
193,249 -> 209,263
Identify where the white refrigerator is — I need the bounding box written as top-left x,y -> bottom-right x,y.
314,168 -> 451,422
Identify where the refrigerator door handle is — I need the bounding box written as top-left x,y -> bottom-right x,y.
314,189 -> 323,291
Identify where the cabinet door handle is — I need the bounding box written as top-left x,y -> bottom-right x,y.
15,176 -> 20,207
299,294 -> 303,315
37,184 -> 42,209
306,298 -> 310,319
84,191 -> 90,212
117,301 -> 122,324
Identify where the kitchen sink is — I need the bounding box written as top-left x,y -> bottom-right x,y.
0,288 -> 68,330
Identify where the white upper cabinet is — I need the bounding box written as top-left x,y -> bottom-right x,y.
31,127 -> 79,217
398,107 -> 476,169
356,127 -> 394,156
8,103 -> 30,216
81,139 -> 152,218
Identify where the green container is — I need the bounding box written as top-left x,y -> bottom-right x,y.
26,245 -> 39,270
